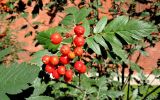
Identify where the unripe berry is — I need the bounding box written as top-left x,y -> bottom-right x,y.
68,51 -> 75,59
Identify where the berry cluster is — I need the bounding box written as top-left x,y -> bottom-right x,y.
42,25 -> 87,83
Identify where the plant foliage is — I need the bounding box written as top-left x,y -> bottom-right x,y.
0,63 -> 40,100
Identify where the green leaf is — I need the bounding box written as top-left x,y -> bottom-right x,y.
123,85 -> 133,100
26,96 -> 53,100
37,28 -> 60,52
155,2 -> 160,6
37,28 -> 55,42
31,78 -> 47,97
89,17 -> 97,25
97,76 -> 107,86
21,12 -> 28,18
96,76 -> 108,99
9,3 -> 14,10
94,35 -> 108,49
80,74 -> 95,90
61,15 -> 75,26
86,37 -> 101,55
93,16 -> 107,33
0,47 -> 12,61
131,89 -> 138,100
30,50 -> 52,66
126,19 -> 155,37
0,63 -> 40,98
82,19 -> 90,37
45,2 -> 54,9
140,11 -> 150,17
101,16 -> 157,60
112,45 -> 127,60
92,0 -> 101,8
103,33 -> 127,60
54,26 -> 69,33
106,90 -> 124,98
144,86 -> 160,100
32,22 -> 42,25
104,16 -> 157,41
152,69 -> 160,76
130,62 -> 141,73
25,32 -> 32,38
103,32 -> 122,48
87,87 -> 97,94
75,7 -> 91,24
62,37 -> 73,44
65,6 -> 79,16
0,93 -> 10,100
116,32 -> 135,44
104,16 -> 129,32
140,50 -> 148,56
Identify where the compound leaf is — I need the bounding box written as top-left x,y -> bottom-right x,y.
93,16 -> 107,33
86,37 -> 101,55
0,63 -> 40,98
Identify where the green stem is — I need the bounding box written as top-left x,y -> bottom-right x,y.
79,73 -> 81,86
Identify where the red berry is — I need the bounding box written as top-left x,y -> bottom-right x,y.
52,69 -> 60,79
74,47 -> 83,56
45,64 -> 55,73
65,69 -> 73,79
73,36 -> 85,47
57,66 -> 66,75
74,25 -> 85,36
42,55 -> 50,64
50,33 -> 62,44
49,56 -> 59,65
60,55 -> 70,64
79,65 -> 87,74
74,61 -> 84,72
60,45 -> 70,55
64,76 -> 72,83
68,51 -> 75,59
